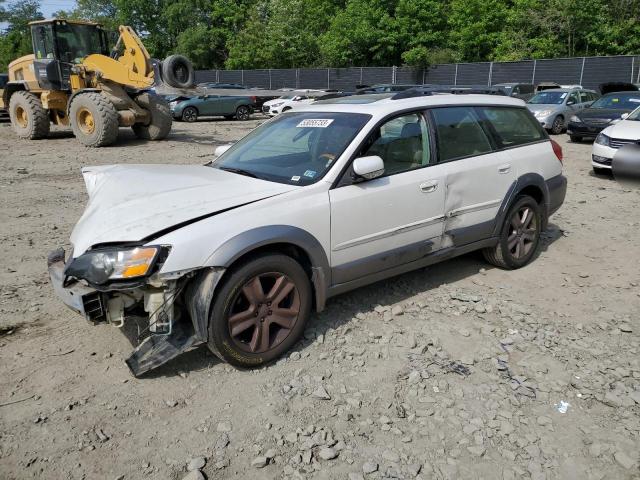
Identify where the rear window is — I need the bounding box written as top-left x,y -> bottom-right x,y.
479,107 -> 546,148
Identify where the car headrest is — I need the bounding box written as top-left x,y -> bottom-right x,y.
400,122 -> 421,138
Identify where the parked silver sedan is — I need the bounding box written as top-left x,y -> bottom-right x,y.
526,88 -> 599,134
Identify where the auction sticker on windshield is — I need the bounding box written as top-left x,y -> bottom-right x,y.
297,119 -> 334,128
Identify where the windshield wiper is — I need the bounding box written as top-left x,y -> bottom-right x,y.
218,166 -> 260,179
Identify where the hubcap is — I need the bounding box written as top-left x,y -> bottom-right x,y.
15,106 -> 28,128
507,206 -> 537,259
76,107 -> 95,135
227,273 -> 300,354
184,109 -> 196,121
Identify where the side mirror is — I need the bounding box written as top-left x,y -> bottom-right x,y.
353,156 -> 384,180
567,100 -> 575,106
213,144 -> 232,158
621,112 -> 630,120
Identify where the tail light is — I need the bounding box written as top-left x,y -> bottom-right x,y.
251,96 -> 257,103
550,139 -> 563,164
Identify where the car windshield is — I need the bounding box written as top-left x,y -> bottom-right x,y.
627,106 -> 640,120
528,91 -> 567,105
211,112 -> 371,185
590,93 -> 640,110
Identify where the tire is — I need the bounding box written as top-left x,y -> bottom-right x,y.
9,91 -> 50,139
570,135 -> 582,143
235,105 -> 251,121
181,106 -> 198,122
550,116 -> 564,135
131,92 -> 172,140
483,195 -> 542,269
69,92 -> 119,147
162,54 -> 194,89
207,253 -> 312,368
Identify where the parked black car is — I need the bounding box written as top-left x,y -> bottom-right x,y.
567,90 -> 640,141
494,83 -> 535,101
0,73 -> 8,119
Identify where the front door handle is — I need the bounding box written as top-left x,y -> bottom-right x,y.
498,164 -> 511,174
420,180 -> 438,193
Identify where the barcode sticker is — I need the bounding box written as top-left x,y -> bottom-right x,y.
296,119 -> 334,128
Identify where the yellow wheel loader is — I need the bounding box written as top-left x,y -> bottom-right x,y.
1,18 -> 194,147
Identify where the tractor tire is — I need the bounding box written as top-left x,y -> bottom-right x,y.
69,92 -> 119,147
9,91 -> 50,139
131,92 -> 172,140
162,55 -> 194,89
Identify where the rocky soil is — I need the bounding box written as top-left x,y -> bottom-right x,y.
0,115 -> 638,480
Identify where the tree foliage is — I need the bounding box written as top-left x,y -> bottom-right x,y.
1,0 -> 639,72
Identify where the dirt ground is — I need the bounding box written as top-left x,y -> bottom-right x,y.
0,114 -> 638,480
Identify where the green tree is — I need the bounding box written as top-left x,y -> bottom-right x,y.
0,0 -> 43,71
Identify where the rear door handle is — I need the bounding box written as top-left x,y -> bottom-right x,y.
420,180 -> 438,193
498,164 -> 511,174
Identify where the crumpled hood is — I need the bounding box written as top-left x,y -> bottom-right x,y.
70,164 -> 297,256
602,119 -> 640,139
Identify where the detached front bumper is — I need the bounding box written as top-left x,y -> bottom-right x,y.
47,248 -> 103,322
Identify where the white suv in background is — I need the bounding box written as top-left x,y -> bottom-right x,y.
262,90 -> 325,116
48,91 -> 567,376
592,106 -> 640,173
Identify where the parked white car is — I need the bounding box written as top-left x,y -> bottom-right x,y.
262,90 -> 325,116
48,93 -> 566,376
592,106 -> 640,173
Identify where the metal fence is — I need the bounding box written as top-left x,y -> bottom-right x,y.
195,55 -> 640,92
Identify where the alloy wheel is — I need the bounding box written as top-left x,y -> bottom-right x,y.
227,272 -> 301,353
507,206 -> 537,259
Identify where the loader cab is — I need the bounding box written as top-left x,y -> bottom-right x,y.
30,19 -> 109,91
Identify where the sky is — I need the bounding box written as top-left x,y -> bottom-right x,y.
40,0 -> 78,17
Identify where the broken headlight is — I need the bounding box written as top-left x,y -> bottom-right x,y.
66,246 -> 163,285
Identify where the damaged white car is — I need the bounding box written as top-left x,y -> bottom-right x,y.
48,91 -> 566,376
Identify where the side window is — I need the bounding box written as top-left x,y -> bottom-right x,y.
579,91 -> 591,103
431,107 -> 493,161
479,107 -> 546,148
568,92 -> 580,104
512,86 -> 521,95
361,113 -> 431,175
33,25 -> 55,59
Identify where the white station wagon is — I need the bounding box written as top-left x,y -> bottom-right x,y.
48,91 -> 567,375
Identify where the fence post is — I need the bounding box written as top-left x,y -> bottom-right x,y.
241,69 -> 244,85
488,62 -> 493,86
579,57 -> 586,86
360,67 -> 363,85
422,68 -> 425,85
454,64 -> 458,85
268,69 -> 272,90
631,57 -> 635,83
531,60 -> 536,84
216,69 -> 219,82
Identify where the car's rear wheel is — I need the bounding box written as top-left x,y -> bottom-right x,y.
483,195 -> 542,269
550,116 -> 564,135
207,253 -> 312,368
235,105 -> 251,121
182,106 -> 198,122
570,135 -> 582,142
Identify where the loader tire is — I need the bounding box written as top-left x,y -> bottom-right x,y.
162,55 -> 194,89
132,93 -> 172,140
69,92 -> 119,147
9,91 -> 50,140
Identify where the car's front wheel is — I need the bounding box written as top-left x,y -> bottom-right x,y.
182,106 -> 198,122
483,195 -> 542,269
207,253 -> 312,368
550,116 -> 564,135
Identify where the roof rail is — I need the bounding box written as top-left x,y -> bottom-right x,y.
391,85 -> 507,100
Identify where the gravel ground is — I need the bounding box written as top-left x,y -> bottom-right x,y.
0,116 -> 639,480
